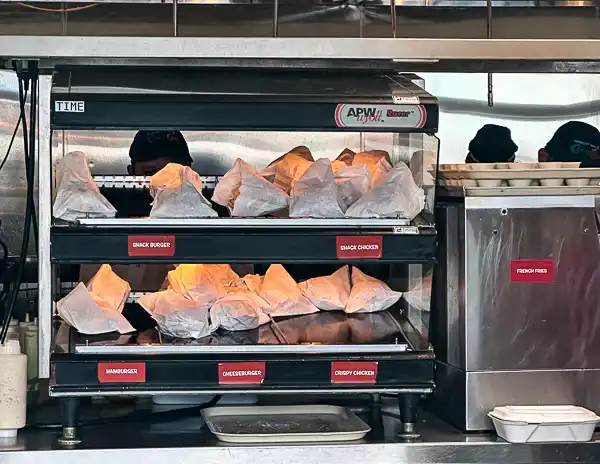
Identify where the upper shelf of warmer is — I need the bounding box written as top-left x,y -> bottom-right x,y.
50,67 -> 439,132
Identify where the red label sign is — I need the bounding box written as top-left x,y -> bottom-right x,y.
336,236 -> 383,259
218,362 -> 266,385
510,259 -> 555,283
128,235 -> 175,257
331,362 -> 378,384
98,362 -> 146,383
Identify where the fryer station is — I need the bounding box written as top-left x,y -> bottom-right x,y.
40,67 -> 441,439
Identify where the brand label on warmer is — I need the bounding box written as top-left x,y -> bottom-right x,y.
510,259 -> 555,283
128,235 -> 175,256
98,362 -> 146,383
331,362 -> 378,384
336,236 -> 383,259
218,362 -> 266,385
334,104 -> 426,129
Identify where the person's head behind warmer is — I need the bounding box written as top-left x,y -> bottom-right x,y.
539,121 -> 600,167
128,131 -> 193,176
465,124 -> 518,164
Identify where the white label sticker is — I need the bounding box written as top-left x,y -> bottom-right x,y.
335,104 -> 426,129
393,226 -> 419,235
55,101 -> 85,113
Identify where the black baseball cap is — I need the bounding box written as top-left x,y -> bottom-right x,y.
466,124 -> 518,163
545,121 -> 600,167
129,131 -> 193,165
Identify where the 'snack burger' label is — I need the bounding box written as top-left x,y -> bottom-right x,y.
334,104 -> 426,129
336,236 -> 383,259
331,362 -> 378,384
218,362 -> 266,385
510,259 -> 554,283
98,362 -> 146,383
128,235 -> 175,257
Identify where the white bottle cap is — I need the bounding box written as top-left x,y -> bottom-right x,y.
0,429 -> 17,438
0,340 -> 21,355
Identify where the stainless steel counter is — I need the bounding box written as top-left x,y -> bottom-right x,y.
1,404 -> 600,464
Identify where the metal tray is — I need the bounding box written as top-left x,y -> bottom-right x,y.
202,405 -> 371,443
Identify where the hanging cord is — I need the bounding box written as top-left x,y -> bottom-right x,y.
0,64 -> 38,345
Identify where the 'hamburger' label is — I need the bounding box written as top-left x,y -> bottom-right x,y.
98,362 -> 146,383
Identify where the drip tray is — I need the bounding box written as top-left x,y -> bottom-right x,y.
67,307 -> 420,354
202,405 -> 371,443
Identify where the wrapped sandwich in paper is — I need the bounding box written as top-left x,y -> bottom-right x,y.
56,264 -> 134,335
352,150 -> 392,188
345,267 -> 402,314
345,162 -> 425,220
298,265 -> 351,311
138,290 -> 213,339
53,151 -> 117,222
289,159 -> 346,218
167,264 -> 239,303
261,147 -> 314,194
232,162 -> 289,217
334,164 -> 371,209
258,264 -> 319,317
212,158 -> 256,209
210,292 -> 270,332
149,163 -> 217,218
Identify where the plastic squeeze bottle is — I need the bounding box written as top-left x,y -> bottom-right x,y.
0,340 -> 27,437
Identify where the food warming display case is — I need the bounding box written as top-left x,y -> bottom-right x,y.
40,67 -> 440,437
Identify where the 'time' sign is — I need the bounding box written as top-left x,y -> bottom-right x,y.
54,101 -> 85,113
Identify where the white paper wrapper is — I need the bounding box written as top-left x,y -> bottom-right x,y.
345,162 -> 425,220
334,164 -> 371,209
212,158 -> 257,208
53,151 -> 117,222
289,159 -> 346,218
259,264 -> 319,317
345,267 -> 402,314
149,163 -> 217,218
298,265 -> 351,311
57,265 -> 134,335
261,148 -> 314,194
232,163 -> 289,217
167,264 -> 239,303
138,290 -> 213,339
210,292 -> 270,332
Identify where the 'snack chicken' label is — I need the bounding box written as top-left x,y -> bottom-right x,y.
128,235 -> 175,256
98,362 -> 146,383
334,104 -> 427,129
336,236 -> 383,259
510,259 -> 555,283
218,362 -> 266,385
331,362 -> 378,384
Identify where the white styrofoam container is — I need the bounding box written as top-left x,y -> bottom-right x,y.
489,406 -> 600,443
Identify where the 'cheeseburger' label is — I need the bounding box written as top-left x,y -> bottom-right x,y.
98,362 -> 146,383
510,259 -> 554,283
128,235 -> 175,257
218,362 -> 266,385
336,236 -> 383,259
331,362 -> 378,384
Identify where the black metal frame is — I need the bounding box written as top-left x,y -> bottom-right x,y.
51,225 -> 437,264
48,68 -> 441,439
51,351 -> 435,395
